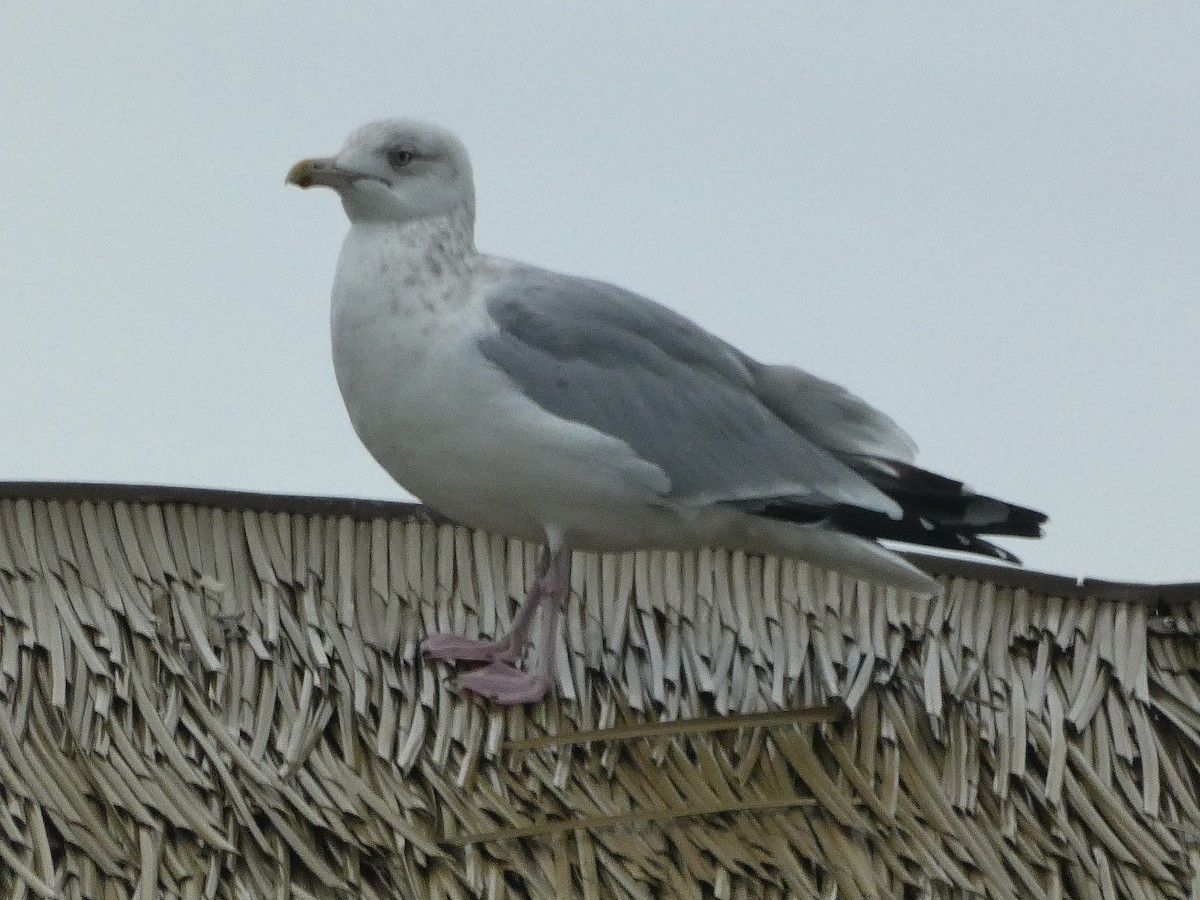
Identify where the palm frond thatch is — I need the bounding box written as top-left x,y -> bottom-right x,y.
0,483 -> 1197,899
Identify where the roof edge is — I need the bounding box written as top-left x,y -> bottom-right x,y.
1,481 -> 1194,603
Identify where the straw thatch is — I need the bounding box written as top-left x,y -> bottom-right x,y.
0,482 -> 1197,899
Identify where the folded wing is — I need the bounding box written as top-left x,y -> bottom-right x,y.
478,265 -> 1045,562
478,268 -> 902,519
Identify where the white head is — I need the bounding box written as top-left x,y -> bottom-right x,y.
287,119 -> 474,224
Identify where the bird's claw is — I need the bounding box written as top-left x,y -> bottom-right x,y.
422,633 -> 518,664
456,661 -> 551,705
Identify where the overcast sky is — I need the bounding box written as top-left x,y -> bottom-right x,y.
2,5 -> 1197,584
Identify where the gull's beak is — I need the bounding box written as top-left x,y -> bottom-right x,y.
286,156 -> 361,190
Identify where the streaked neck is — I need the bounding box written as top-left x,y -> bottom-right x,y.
335,202 -> 479,320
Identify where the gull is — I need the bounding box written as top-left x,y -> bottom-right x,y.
287,119 -> 1046,705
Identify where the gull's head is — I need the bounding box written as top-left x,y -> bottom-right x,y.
287,119 -> 474,224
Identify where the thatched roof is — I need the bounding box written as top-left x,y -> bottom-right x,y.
0,482 -> 1197,899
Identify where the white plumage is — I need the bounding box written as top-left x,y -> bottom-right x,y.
288,118 -> 1044,703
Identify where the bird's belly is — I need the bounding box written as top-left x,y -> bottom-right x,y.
332,319 -> 672,547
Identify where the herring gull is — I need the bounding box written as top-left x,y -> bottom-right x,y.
287,119 -> 1046,704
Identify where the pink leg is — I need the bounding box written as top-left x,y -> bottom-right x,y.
424,543 -> 570,705
422,547 -> 551,663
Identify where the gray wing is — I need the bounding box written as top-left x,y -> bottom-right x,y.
749,364 -> 918,464
477,267 -> 901,517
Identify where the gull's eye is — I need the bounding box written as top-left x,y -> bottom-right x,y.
386,147 -> 415,169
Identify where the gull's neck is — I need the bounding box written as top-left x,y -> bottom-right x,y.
335,202 -> 479,318
391,201 -> 477,278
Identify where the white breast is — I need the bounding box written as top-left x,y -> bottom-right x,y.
329,219 -> 670,546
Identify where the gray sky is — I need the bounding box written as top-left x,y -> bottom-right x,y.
3,5 -> 1197,583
